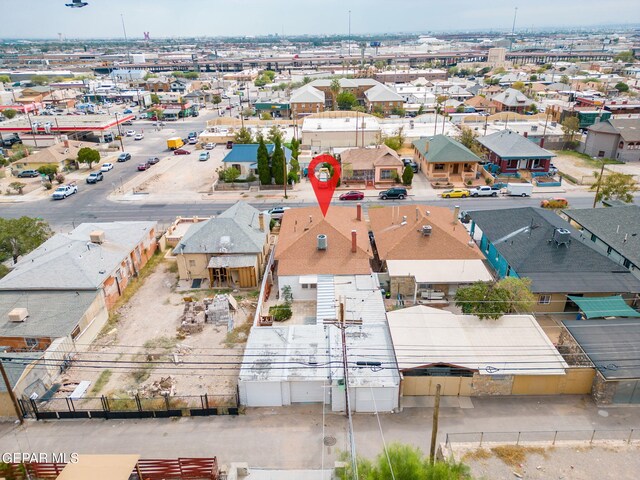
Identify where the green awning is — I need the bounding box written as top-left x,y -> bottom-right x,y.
568,295 -> 640,319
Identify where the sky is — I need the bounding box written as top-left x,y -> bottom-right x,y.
2,0 -> 639,39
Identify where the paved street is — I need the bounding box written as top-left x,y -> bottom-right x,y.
0,396 -> 638,468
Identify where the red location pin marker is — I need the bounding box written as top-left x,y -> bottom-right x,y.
308,153 -> 341,217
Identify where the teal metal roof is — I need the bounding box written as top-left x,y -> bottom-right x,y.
567,295 -> 640,319
412,135 -> 481,164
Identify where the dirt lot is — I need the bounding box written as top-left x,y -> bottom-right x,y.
60,259 -> 256,404
455,442 -> 640,480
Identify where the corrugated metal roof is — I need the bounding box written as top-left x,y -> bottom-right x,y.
316,275 -> 336,324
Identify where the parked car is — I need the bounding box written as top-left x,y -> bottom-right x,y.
339,191 -> 365,201
123,109 -> 133,114
100,163 -> 114,172
187,132 -> 198,139
226,141 -> 234,149
86,172 -> 103,184
188,137 -> 198,145
148,157 -> 160,165
204,142 -> 216,150
378,187 -> 408,200
548,163 -> 559,175
17,170 -> 40,178
469,186 -> 498,197
152,121 -> 165,127
541,197 -> 569,209
122,120 -> 133,126
134,133 -> 144,141
441,188 -> 470,198
265,206 -> 290,220
117,152 -> 131,162
52,183 -> 78,199
198,152 -> 210,161
173,148 -> 191,155
125,130 -> 136,137
137,161 -> 151,171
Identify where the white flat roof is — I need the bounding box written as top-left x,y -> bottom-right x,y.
387,306 -> 568,376
302,117 -> 381,132
386,259 -> 494,284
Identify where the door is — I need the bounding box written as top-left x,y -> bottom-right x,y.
452,163 -> 460,174
290,381 -> 324,403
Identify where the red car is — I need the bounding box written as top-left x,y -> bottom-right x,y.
339,191 -> 365,201
137,162 -> 151,171
173,148 -> 191,155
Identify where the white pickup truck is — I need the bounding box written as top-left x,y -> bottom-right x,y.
52,183 -> 78,200
469,186 -> 498,197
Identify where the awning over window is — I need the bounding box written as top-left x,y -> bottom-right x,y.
208,255 -> 255,269
568,295 -> 640,319
299,275 -> 318,285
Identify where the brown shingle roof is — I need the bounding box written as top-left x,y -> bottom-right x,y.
275,206 -> 372,276
339,145 -> 403,171
369,205 -> 485,261
20,140 -> 97,166
465,95 -> 494,108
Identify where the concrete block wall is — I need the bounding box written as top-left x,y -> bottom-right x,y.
471,373 -> 514,396
591,371 -> 616,405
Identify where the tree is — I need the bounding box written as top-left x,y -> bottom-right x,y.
401,166 -> 414,186
530,74 -> 538,81
149,108 -> 163,120
614,50 -> 635,63
233,127 -> 253,144
77,147 -> 100,169
257,136 -> 271,185
219,166 -> 241,183
590,171 -> 638,205
417,105 -> 425,115
3,109 -> 17,120
0,217 -> 52,264
302,76 -> 311,85
512,81 -> 526,92
212,94 -> 222,105
150,93 -> 161,105
260,112 -> 272,120
615,82 -> 629,93
289,137 -> 300,174
526,103 -> 539,114
392,106 -> 406,116
336,91 -> 357,110
271,137 -> 286,185
329,78 -> 341,110
457,127 -> 484,157
183,71 -> 199,79
0,75 -> 10,84
37,165 -> 58,181
560,74 -> 570,85
383,127 -> 406,151
8,182 -> 26,195
30,75 -> 49,86
143,72 -> 157,80
454,282 -> 511,320
497,277 -> 535,314
561,116 -> 580,144
372,105 -> 385,118
0,264 -> 8,280
242,107 -> 254,117
338,443 -> 472,480
267,125 -> 284,145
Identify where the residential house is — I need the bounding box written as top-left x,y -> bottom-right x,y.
363,84 -> 404,115
306,78 -> 380,110
412,135 -> 482,184
222,143 -> 291,178
388,307 -> 581,397
339,144 -> 404,186
289,85 -> 325,118
145,77 -> 172,93
15,86 -> 51,105
464,95 -> 497,114
374,69 -> 447,83
41,88 -> 81,108
274,206 -> 372,300
562,206 -> 640,280
468,207 -> 640,313
172,202 -> 269,288
0,221 -> 158,311
491,88 -> 533,113
445,85 -> 473,101
478,129 -> 555,174
170,78 -> 189,94
10,139 -> 97,172
582,118 -> 640,162
369,205 -> 493,302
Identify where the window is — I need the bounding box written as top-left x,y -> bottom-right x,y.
418,283 -> 433,290
598,151 -> 605,157
25,338 -> 38,347
301,283 -> 317,289
623,259 -> 631,268
189,260 -> 196,267
507,160 -> 518,169
538,295 -> 551,305
607,246 -> 612,255
591,233 -> 597,242
380,169 -> 394,179
532,159 -> 542,169
434,163 -> 445,171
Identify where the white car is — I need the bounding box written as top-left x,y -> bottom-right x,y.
264,207 -> 290,220
204,143 -> 216,150
134,133 -> 144,141
100,163 -> 114,172
125,130 -> 136,137
188,137 -> 198,145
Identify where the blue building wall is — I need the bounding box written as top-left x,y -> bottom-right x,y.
475,226 -> 518,279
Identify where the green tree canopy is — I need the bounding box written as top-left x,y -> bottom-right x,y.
150,93 -> 161,105
615,82 -> 629,93
267,125 -> 284,145
0,75 -> 11,84
455,282 -> 511,320
402,166 -> 414,186
383,127 -> 406,151
212,94 -> 222,105
590,171 -> 638,204
457,127 -> 484,158
233,127 -> 253,144
560,75 -> 570,85
0,217 -> 52,264
330,78 -> 342,110
336,91 -> 358,110
3,109 -> 17,120
512,81 -> 526,92
37,165 -> 58,181
257,136 -> 271,185
220,166 -> 240,183
561,116 -> 580,143
614,50 -> 635,62
30,75 -> 49,86
270,137 -> 286,185
77,147 -> 100,169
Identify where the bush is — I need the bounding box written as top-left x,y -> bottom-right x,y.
466,179 -> 473,186
43,181 -> 52,190
55,173 -> 65,184
269,304 -> 292,322
269,219 -> 276,231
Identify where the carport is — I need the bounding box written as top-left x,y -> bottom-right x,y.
567,295 -> 640,319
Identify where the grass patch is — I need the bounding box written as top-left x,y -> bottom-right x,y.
491,445 -> 547,467
99,251 -> 166,336
167,262 -> 178,274
247,290 -> 260,299
462,448 -> 492,462
144,336 -> 177,351
130,364 -> 153,384
90,369 -> 112,394
224,318 -> 253,347
554,150 -> 624,166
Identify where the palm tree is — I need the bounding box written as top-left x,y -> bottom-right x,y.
329,78 -> 341,111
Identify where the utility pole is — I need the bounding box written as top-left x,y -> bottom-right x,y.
0,358 -> 24,424
429,383 -> 441,465
339,301 -> 349,416
592,161 -> 606,208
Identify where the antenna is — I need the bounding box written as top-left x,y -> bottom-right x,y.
510,7 -> 518,51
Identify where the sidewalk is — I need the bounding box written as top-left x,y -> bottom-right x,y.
0,396 -> 638,468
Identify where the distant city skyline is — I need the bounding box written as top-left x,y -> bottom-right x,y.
1,0 -> 639,40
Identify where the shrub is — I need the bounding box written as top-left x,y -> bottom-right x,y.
269,304 -> 292,322
466,179 -> 473,186
55,173 -> 65,184
43,181 -> 52,190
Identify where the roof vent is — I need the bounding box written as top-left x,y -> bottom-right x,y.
9,308 -> 29,323
317,234 -> 328,250
553,228 -> 571,247
89,230 -> 105,244
422,225 -> 432,236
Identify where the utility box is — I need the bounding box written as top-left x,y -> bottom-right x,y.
9,308 -> 29,322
